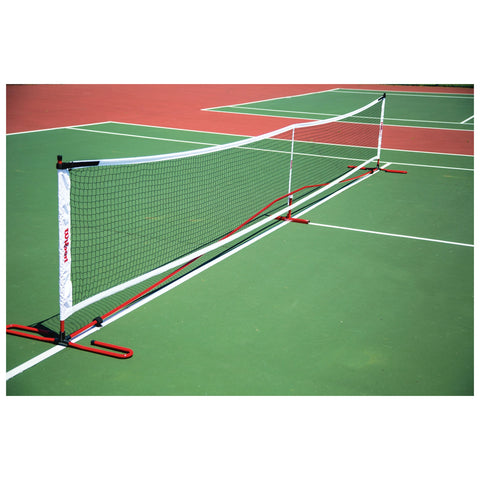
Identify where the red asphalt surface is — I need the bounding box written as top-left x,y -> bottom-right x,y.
6,84 -> 474,155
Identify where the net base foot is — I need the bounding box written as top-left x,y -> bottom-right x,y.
276,216 -> 309,224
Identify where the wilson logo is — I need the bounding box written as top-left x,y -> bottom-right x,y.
63,228 -> 69,263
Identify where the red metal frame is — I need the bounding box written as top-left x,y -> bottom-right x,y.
348,164 -> 408,175
68,340 -> 133,359
7,323 -> 133,359
6,324 -> 57,343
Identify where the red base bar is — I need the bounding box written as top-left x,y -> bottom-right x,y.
6,323 -> 133,359
276,216 -> 310,224
347,165 -> 408,174
380,168 -> 408,174
69,340 -> 133,359
6,324 -> 57,343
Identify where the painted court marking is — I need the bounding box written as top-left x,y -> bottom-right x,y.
202,88 -> 340,110
216,105 -> 472,128
308,223 -> 473,248
335,89 -> 473,99
461,115 -> 474,124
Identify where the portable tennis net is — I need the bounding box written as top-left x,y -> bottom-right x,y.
7,93 -> 406,358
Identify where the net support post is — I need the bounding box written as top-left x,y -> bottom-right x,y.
276,197 -> 310,224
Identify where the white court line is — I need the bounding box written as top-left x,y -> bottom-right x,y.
382,147 -> 472,157
6,160 -> 382,380
204,88 -> 473,111
6,345 -> 67,380
6,121 -> 112,136
461,115 -> 474,124
71,124 -> 473,158
67,126 -> 218,147
381,162 -> 472,171
201,107 -> 473,132
308,223 -> 473,248
7,121 -> 474,159
336,89 -> 474,99
202,88 -> 340,110
223,105 -> 472,128
105,121 -> 248,138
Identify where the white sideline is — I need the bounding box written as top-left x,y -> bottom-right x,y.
219,105 -> 474,128
6,345 -> 66,380
67,126 -> 218,147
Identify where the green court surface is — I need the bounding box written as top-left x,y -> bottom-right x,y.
6,91 -> 474,395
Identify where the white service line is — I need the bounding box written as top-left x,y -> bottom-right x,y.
308,223 -> 473,248
6,121 -> 113,136
461,115 -> 474,124
67,126 -> 218,147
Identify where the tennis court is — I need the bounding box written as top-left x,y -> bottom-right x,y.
6,85 -> 474,395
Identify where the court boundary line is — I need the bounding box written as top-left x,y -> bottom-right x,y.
67,126 -> 219,147
461,115 -> 474,124
7,122 -> 474,158
80,121 -> 478,155
6,121 -> 247,137
201,88 -> 340,110
6,163 -> 383,381
207,105 -> 473,128
6,121 -> 112,136
202,108 -> 474,131
308,223 -> 473,248
334,88 -> 474,99
202,88 -> 473,112
382,162 -> 472,171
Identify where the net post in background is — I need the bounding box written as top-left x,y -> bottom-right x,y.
376,92 -> 386,169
